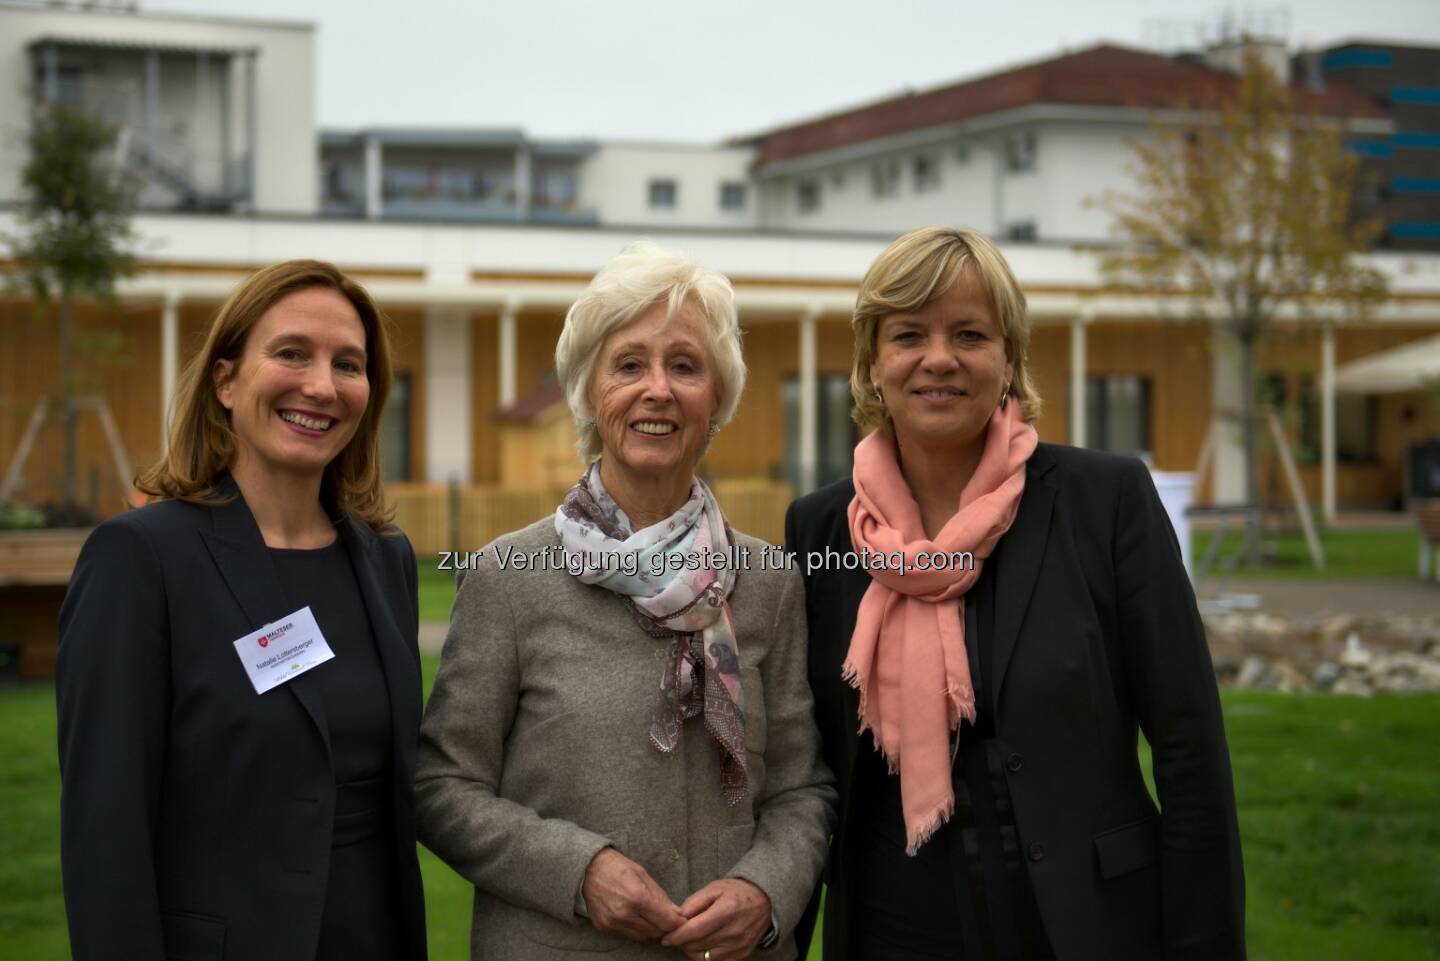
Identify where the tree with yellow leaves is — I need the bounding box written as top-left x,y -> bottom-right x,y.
1095,47 -> 1387,566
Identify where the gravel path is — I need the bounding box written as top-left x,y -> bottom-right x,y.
419,577 -> 1437,654
1195,578 -> 1439,619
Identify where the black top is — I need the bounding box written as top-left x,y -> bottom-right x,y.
849,561 -> 1055,961
271,538 -> 393,786
786,450 -> 1245,961
58,478 -> 428,961
270,537 -> 402,961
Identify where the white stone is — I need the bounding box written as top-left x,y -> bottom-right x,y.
1330,676 -> 1374,697
1340,633 -> 1372,668
1236,657 -> 1269,690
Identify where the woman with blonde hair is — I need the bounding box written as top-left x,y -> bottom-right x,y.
787,227 -> 1244,961
58,259 -> 427,961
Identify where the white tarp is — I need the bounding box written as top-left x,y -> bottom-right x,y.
1334,334 -> 1440,394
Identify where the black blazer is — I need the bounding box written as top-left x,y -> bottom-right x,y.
56,480 -> 428,961
785,443 -> 1245,961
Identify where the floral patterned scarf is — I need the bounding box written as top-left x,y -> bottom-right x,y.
555,464 -> 747,804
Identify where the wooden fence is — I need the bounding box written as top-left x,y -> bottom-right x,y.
389,478 -> 795,556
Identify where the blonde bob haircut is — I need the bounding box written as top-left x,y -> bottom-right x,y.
851,226 -> 1042,432
136,259 -> 395,532
556,242 -> 746,463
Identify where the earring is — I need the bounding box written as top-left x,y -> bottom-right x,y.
873,388 -> 883,405
707,422 -> 721,437
999,384 -> 1011,410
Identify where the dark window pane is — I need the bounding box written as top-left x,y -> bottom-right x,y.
381,372 -> 411,482
1085,374 -> 1151,457
1298,376 -> 1376,464
783,373 -> 857,487
719,181 -> 747,210
648,178 -> 677,209
797,179 -> 820,213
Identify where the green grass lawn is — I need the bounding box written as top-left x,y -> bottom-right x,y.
4,669 -> 1437,960
418,556 -> 458,623
1192,526 -> 1422,579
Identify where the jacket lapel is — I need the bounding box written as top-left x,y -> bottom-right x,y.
199,478 -> 331,758
990,445 -> 1058,718
337,518 -> 421,775
840,564 -> 858,766
836,525 -> 869,775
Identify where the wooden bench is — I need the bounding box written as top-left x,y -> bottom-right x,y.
0,529 -> 87,680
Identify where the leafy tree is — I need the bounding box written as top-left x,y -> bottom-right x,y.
1094,48 -> 1386,565
4,99 -> 139,508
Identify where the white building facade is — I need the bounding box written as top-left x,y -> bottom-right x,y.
0,1 -> 316,214
3,2 -> 1439,520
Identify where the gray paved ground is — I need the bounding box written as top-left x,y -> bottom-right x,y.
419,577 -> 1437,653
1195,577 -> 1439,619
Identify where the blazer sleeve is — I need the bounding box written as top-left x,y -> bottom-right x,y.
413,552 -> 615,924
724,565 -> 839,938
56,516 -> 171,961
1114,460 -> 1246,960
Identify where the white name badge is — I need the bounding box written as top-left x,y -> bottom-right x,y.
231,606 -> 335,695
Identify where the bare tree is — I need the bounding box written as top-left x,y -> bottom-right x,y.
4,100 -> 139,510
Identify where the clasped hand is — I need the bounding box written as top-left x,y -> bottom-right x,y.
581,848 -> 771,960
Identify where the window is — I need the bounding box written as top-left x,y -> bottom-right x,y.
783,374 -> 858,489
532,165 -> 579,212
913,154 -> 941,192
830,171 -> 847,190
870,160 -> 901,198
648,178 -> 677,210
1353,173 -> 1383,208
797,179 -> 821,213
719,181 -> 747,211
381,164 -> 514,203
1298,375 -> 1377,464
1259,371 -> 1288,409
1005,221 -> 1038,242
1004,131 -> 1037,172
1085,375 -> 1151,457
323,160 -> 359,204
382,166 -> 429,200
41,66 -> 85,107
955,143 -> 972,166
381,372 -> 412,482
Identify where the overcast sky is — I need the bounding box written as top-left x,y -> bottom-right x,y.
143,0 -> 1440,141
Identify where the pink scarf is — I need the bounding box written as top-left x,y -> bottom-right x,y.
845,402 -> 1038,854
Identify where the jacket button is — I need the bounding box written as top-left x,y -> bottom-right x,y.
1006,752 -> 1023,773
1028,842 -> 1045,862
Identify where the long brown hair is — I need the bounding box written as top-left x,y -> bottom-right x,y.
136,260 -> 395,532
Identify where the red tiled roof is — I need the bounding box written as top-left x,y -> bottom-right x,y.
748,44 -> 1386,168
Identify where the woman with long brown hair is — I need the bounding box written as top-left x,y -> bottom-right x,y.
57,260 -> 427,961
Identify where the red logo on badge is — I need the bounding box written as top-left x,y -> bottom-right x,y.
259,636 -> 269,648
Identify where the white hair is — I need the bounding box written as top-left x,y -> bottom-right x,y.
555,241 -> 747,463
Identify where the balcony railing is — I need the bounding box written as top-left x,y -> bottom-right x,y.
37,64 -> 253,211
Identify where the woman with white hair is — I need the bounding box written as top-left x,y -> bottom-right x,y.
416,242 -> 837,961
